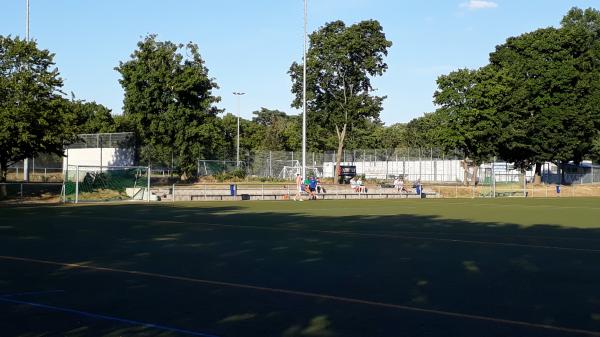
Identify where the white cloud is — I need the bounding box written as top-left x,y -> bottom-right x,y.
460,0 -> 499,10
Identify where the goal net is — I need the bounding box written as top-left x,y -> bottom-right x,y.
279,165 -> 322,180
63,165 -> 150,203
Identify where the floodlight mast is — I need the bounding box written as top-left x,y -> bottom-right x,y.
302,0 -> 307,180
23,0 -> 30,182
233,92 -> 245,168
26,0 -> 29,41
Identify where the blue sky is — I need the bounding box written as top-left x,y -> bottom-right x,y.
1,0 -> 597,124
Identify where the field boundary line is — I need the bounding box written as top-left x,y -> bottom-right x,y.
1,255 -> 599,337
1,290 -> 64,298
0,296 -> 219,337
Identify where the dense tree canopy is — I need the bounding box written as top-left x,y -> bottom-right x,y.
5,7 -> 600,185
0,36 -> 76,184
116,35 -> 221,178
289,20 -> 392,180
69,99 -> 117,134
406,7 -> 600,183
489,22 -> 600,170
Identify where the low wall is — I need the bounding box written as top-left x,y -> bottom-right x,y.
152,184 -> 435,202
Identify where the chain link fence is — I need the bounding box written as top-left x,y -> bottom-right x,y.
6,147 -> 600,188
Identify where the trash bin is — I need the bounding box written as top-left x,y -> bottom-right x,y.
556,185 -> 561,194
415,185 -> 421,195
230,184 -> 237,196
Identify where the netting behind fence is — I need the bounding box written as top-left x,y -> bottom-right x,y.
64,165 -> 150,202
0,183 -> 63,201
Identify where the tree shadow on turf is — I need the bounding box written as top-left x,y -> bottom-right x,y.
1,203 -> 600,337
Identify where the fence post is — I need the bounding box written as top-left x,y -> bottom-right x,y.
262,184 -> 265,200
172,184 -> 176,203
523,171 -> 527,198
147,166 -> 151,202
20,183 -> 23,199
419,148 -> 422,180
204,184 -> 207,201
75,165 -> 79,204
492,158 -> 496,198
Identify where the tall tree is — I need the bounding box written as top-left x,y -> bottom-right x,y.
70,99 -> 116,134
0,36 -> 76,188
432,67 -> 507,184
490,14 -> 600,179
289,20 -> 392,182
250,108 -> 301,151
377,123 -> 407,150
116,35 -> 221,178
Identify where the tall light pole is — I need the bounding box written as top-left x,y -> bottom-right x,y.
233,92 -> 245,168
23,0 -> 30,182
26,0 -> 30,40
302,0 -> 307,180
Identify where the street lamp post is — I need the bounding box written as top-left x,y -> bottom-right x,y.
233,92 -> 245,168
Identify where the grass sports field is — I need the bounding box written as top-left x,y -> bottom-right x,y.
1,199 -> 600,337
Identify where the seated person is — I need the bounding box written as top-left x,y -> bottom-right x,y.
393,177 -> 401,191
395,178 -> 406,193
356,177 -> 367,193
350,177 -> 359,192
308,176 -> 318,200
316,178 -> 325,194
303,177 -> 311,194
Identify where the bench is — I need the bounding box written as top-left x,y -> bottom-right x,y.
479,191 -> 525,198
185,194 -> 288,201
170,191 -> 438,201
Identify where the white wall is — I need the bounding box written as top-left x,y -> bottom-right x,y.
323,160 -> 535,183
63,147 -> 135,170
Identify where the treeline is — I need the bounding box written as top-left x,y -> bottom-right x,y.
1,7 -> 599,183
404,8 -> 600,181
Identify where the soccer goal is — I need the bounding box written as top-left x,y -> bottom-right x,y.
63,165 -> 152,203
279,165 -> 322,180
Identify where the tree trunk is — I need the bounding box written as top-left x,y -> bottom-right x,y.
0,160 -> 7,198
471,165 -> 479,186
534,162 -> 542,185
461,160 -> 470,186
334,124 -> 347,184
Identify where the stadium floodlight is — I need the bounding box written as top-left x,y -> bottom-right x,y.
26,0 -> 29,41
302,0 -> 307,180
23,0 -> 31,182
233,92 -> 245,168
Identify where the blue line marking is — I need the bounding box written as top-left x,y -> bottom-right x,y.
1,290 -> 65,298
0,297 -> 221,337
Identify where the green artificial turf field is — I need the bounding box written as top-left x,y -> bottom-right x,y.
1,198 -> 600,337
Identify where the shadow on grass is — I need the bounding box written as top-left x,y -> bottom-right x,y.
1,202 -> 599,337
